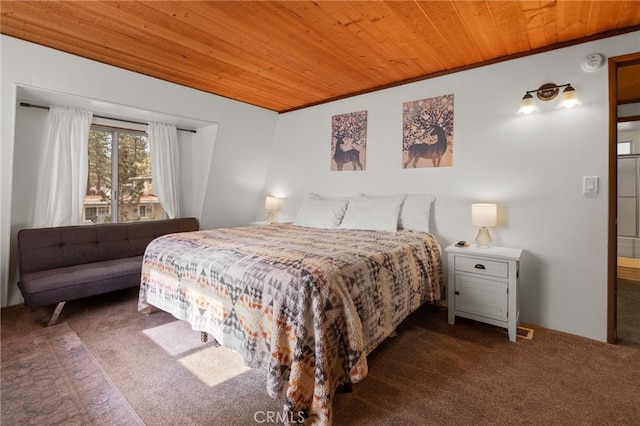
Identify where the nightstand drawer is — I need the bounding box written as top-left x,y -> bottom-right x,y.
455,255 -> 508,279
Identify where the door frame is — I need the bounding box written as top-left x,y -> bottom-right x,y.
607,52 -> 640,343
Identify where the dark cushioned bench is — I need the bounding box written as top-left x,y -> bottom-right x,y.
17,217 -> 199,325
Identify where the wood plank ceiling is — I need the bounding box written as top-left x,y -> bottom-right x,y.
2,1 -> 640,113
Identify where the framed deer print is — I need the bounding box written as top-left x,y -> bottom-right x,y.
331,110 -> 367,171
402,94 -> 454,168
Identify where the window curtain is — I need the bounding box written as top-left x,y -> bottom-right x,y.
148,122 -> 180,218
33,106 -> 93,227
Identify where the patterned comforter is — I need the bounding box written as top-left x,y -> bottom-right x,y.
138,223 -> 443,425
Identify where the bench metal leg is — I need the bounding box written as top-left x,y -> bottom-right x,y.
47,301 -> 66,327
337,382 -> 353,393
140,305 -> 161,315
199,332 -> 221,347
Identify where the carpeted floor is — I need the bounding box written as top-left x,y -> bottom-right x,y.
618,278 -> 640,344
1,321 -> 142,425
617,256 -> 640,345
2,288 -> 639,425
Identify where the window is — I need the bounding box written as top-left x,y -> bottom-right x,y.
139,204 -> 152,218
83,206 -> 111,223
618,141 -> 632,155
84,207 -> 97,223
85,127 -> 165,223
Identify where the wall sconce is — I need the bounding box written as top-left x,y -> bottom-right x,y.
472,203 -> 497,248
265,196 -> 282,223
517,83 -> 582,115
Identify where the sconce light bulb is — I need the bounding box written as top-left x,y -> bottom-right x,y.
557,85 -> 583,109
517,93 -> 540,115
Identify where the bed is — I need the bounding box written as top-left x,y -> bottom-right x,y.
138,195 -> 444,425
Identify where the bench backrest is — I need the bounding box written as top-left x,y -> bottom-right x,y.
18,217 -> 199,275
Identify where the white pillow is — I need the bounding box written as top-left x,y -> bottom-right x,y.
293,194 -> 349,229
309,193 -> 352,202
339,194 -> 405,232
399,194 -> 435,233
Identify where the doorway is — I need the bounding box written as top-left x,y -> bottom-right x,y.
608,52 -> 640,344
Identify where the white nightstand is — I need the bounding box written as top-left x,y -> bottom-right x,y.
445,244 -> 523,342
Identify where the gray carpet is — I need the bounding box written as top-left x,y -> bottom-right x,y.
1,322 -> 143,425
618,278 -> 640,344
83,315 -> 285,425
2,288 -> 640,425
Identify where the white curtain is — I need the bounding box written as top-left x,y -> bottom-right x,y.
33,106 -> 93,227
148,122 -> 180,218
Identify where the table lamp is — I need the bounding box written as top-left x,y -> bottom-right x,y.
472,203 -> 497,248
265,196 -> 281,223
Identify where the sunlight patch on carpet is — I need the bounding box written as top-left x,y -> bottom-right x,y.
141,318 -> 253,387
179,345 -> 252,387
142,319 -> 210,356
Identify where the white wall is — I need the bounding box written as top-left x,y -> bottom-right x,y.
3,31 -> 639,341
261,32 -> 640,342
618,129 -> 640,153
617,102 -> 640,154
1,35 -> 279,307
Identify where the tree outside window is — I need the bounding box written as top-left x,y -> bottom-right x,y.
85,128 -> 164,223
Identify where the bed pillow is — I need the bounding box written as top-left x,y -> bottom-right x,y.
293,194 -> 349,229
339,194 -> 405,232
399,194 -> 436,233
308,193 -> 352,202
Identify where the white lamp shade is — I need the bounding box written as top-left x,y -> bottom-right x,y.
557,88 -> 583,109
517,94 -> 540,115
265,196 -> 281,211
472,204 -> 497,227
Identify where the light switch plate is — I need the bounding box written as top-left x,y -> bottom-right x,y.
583,176 -> 599,194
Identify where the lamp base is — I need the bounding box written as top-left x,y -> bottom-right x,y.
475,227 -> 492,248
266,210 -> 277,223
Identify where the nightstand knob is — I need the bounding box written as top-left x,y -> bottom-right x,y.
474,264 -> 486,270
454,291 -> 460,295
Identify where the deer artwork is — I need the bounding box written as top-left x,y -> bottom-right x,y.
404,123 -> 448,168
334,137 -> 363,171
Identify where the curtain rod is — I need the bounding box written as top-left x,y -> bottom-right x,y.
19,102 -> 197,133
